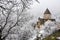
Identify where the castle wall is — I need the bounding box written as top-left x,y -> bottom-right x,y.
44,14 -> 51,19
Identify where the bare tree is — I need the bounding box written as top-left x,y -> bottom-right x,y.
0,0 -> 39,40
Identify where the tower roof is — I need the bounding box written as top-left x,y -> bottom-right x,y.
44,8 -> 51,14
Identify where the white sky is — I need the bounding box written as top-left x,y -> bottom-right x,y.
30,0 -> 60,20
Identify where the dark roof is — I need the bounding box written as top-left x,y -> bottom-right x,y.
38,18 -> 55,25
43,19 -> 56,21
44,8 -> 51,14
38,17 -> 43,20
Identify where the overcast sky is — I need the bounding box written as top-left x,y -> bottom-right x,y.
30,0 -> 60,21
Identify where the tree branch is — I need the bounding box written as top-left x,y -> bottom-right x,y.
2,10 -> 6,17
2,3 -> 16,30
0,6 -> 6,10
0,25 -> 2,29
2,10 -> 11,31
2,21 -> 18,40
35,0 -> 40,3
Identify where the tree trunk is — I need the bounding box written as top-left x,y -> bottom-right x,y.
0,29 -> 2,40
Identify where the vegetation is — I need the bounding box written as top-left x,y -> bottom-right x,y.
0,0 -> 39,40
43,30 -> 60,40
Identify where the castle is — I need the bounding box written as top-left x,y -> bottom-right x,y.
36,8 -> 55,29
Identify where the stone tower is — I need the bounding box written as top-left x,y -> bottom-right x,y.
35,8 -> 55,29
43,8 -> 51,19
